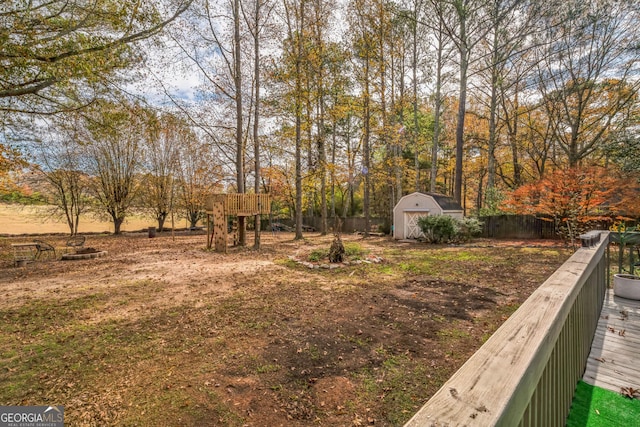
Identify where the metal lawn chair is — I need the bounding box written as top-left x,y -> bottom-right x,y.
34,239 -> 56,260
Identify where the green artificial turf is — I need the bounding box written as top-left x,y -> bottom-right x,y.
566,380 -> 640,427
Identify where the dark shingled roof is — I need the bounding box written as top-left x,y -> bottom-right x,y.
419,192 -> 464,211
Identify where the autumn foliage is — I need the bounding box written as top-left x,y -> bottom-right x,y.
502,167 -> 640,241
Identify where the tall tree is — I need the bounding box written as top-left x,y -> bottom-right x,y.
535,0 -> 640,167
324,45 -> 354,220
393,0 -> 429,194
244,0 -> 275,248
409,0 -> 426,193
33,116 -> 90,235
433,0 -> 491,202
497,49 -> 533,188
175,128 -> 224,229
281,0 -> 307,239
350,0 -> 379,236
232,0 -> 248,244
254,0 -> 263,247
424,1 -> 454,193
303,0 -> 335,235
374,0 -> 391,219
84,102 -> 149,234
141,113 -> 182,232
478,0 -> 537,195
170,0 -> 253,244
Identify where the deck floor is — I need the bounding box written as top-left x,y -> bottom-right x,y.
583,289 -> 640,393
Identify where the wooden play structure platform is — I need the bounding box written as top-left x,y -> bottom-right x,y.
205,193 -> 271,252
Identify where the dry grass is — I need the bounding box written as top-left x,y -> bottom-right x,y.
0,203 -> 158,235
0,231 -> 571,426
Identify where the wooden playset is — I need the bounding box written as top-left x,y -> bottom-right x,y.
205,193 -> 271,252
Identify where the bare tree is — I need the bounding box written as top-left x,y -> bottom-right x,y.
478,0 -> 538,194
34,116 -> 90,235
431,0 -> 492,202
141,113 -> 182,232
279,0 -> 307,239
349,0 -> 379,236
243,0 -> 277,247
84,102 -> 148,234
168,0 -> 283,245
175,129 -> 224,229
427,8 -> 454,193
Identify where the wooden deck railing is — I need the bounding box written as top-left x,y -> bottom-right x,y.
405,231 -> 609,427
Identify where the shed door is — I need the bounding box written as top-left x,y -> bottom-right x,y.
405,211 -> 428,239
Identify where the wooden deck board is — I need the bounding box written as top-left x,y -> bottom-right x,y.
583,289 -> 640,394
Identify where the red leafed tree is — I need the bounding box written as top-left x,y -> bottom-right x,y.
502,167 -> 630,243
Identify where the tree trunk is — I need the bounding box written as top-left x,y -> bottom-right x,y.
453,1 -> 468,203
487,76 -> 498,191
234,0 -> 246,246
319,137 -> 327,234
318,78 -> 328,235
330,121 -> 337,218
377,0 -> 388,230
113,216 -> 123,235
253,0 -> 262,250
363,53 -> 371,237
454,36 -> 468,203
189,212 -> 199,229
328,233 -> 345,263
294,0 -> 305,240
431,19 -> 444,193
413,16 -> 420,193
157,213 -> 167,232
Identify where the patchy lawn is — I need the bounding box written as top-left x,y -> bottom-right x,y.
0,232 -> 571,426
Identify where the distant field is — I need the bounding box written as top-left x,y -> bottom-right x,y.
0,203 -> 167,235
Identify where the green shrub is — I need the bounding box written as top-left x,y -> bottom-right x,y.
418,215 -> 457,243
308,249 -> 327,262
417,215 -> 483,244
344,242 -> 367,260
377,222 -> 391,235
455,217 -> 483,242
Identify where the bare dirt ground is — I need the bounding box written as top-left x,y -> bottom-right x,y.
0,231 -> 571,426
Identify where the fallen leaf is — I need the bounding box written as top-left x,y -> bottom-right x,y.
621,387 -> 640,399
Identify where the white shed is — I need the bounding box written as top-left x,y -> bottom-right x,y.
393,192 -> 464,240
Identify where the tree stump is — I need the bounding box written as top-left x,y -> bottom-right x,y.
328,234 -> 345,263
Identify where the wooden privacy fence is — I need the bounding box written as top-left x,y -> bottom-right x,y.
405,231 -> 608,427
299,215 -> 559,237
301,217 -> 387,234
480,215 -> 558,239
